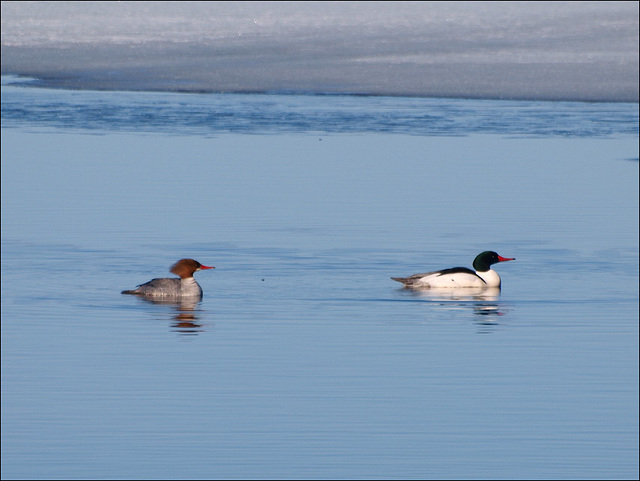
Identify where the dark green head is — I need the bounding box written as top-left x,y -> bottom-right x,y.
473,251 -> 515,272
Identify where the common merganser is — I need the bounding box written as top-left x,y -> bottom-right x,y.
122,259 -> 214,298
391,251 -> 515,289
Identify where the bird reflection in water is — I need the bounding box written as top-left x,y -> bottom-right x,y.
136,296 -> 206,335
404,287 -> 510,331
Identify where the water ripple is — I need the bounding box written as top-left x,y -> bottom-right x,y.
2,77 -> 638,137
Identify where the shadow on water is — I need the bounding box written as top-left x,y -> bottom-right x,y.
129,296 -> 207,335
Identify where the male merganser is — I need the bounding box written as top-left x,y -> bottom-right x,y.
391,251 -> 515,289
122,259 -> 214,298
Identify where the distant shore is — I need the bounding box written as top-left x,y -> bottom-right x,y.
3,42 -> 638,103
2,2 -> 638,102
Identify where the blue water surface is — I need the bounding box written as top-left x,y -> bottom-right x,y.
1,78 -> 638,480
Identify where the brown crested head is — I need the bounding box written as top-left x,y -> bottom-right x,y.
170,259 -> 215,279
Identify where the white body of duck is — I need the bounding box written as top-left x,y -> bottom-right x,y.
122,259 -> 214,298
392,251 -> 515,289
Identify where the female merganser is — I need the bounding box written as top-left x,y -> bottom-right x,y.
122,259 -> 214,298
392,251 -> 515,289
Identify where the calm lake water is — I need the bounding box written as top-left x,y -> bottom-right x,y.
1,78 -> 638,480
